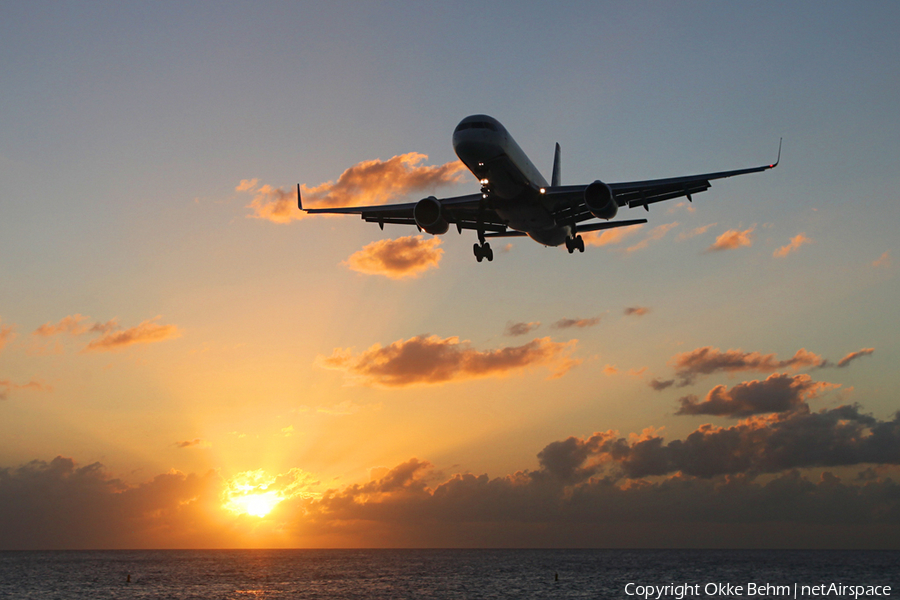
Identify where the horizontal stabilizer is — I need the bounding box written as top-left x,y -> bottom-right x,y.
577,218 -> 648,233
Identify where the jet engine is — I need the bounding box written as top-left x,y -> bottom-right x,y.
413,196 -> 449,235
583,180 -> 618,220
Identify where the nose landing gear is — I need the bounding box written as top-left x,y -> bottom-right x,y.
565,235 -> 585,254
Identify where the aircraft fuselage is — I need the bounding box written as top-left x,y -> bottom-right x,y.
452,115 -> 568,246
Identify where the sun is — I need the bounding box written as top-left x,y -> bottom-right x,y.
222,467 -> 318,518
227,490 -> 282,518
223,470 -> 284,518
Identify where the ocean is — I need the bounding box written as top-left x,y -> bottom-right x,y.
0,549 -> 897,599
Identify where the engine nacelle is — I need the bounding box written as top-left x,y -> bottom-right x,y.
413,196 -> 449,235
584,180 -> 618,220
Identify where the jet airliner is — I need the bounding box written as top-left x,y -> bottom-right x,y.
298,115 -> 780,262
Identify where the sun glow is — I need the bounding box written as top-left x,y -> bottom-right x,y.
227,490 -> 282,517
223,470 -> 284,518
222,468 -> 318,518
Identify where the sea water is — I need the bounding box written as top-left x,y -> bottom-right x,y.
0,549 -> 897,599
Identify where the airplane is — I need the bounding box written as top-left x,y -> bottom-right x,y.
298,115 -> 780,262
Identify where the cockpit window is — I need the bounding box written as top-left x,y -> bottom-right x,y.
457,121 -> 497,132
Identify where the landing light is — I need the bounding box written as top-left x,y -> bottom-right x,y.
539,188 -> 546,194
480,178 -> 489,185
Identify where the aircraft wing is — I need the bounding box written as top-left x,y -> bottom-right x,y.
298,187 -> 513,233
546,141 -> 780,222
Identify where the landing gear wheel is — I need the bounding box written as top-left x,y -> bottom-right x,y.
576,235 -> 585,253
565,237 -> 575,253
473,242 -> 493,262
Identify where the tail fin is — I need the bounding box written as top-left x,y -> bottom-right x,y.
551,143 -> 561,187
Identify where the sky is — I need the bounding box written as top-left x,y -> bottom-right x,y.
1,2 -> 899,549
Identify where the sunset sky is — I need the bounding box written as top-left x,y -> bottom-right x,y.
1,2 -> 899,549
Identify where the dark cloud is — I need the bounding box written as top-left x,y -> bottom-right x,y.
176,438 -> 211,449
504,321 -> 541,336
343,235 -> 443,279
672,346 -> 825,386
316,335 -> 580,387
624,307 -> 650,317
552,317 -> 601,330
4,401 -> 900,549
241,153 -> 466,223
602,405 -> 900,479
649,378 -> 676,391
837,348 -> 875,368
675,373 -> 839,417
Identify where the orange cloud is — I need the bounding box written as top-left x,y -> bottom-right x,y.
773,233 -> 812,258
242,153 -> 467,223
706,226 -> 755,252
676,223 -> 717,241
872,251 -> 891,268
316,335 -> 579,387
33,315 -> 119,338
837,348 -> 874,368
582,224 -> 645,247
343,235 -> 443,279
552,316 -> 602,330
0,319 -> 14,352
33,314 -> 91,336
0,379 -> 51,401
83,318 -> 181,352
623,307 -> 650,317
626,222 -> 679,253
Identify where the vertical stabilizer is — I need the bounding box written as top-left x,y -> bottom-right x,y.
551,143 -> 561,187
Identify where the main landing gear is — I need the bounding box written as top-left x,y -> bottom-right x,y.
565,235 -> 585,254
474,241 -> 493,262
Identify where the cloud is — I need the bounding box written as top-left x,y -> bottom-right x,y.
241,153 -> 467,224
676,223 -> 717,241
675,373 -> 840,417
671,346 -> 825,386
33,314 -> 91,336
837,348 -> 875,368
0,379 -> 51,401
624,307 -> 650,317
176,438 -> 211,449
774,233 -> 812,258
0,320 -> 14,352
316,335 -> 579,387
582,225 -> 644,247
552,316 -> 601,330
649,378 -> 676,391
626,222 -> 679,253
872,251 -> 891,268
82,318 -> 181,352
706,227 -> 754,252
504,321 -> 541,336
4,396 -> 900,550
343,235 -> 443,279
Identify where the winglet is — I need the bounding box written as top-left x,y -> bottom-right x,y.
770,138 -> 782,169
297,183 -> 303,210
